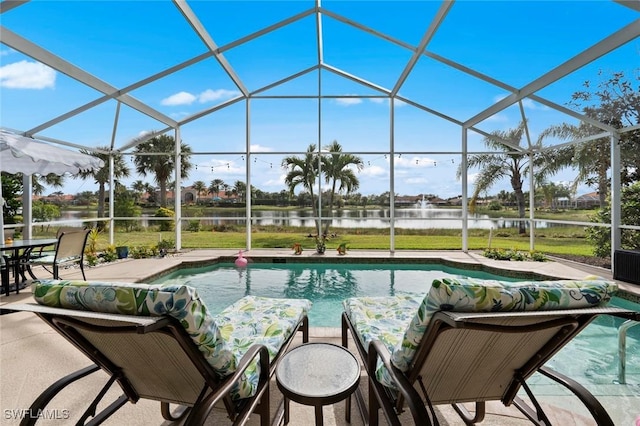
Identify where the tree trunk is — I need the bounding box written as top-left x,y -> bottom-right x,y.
598,164 -> 608,208
514,189 -> 526,234
511,166 -> 526,235
160,180 -> 167,207
323,181 -> 337,236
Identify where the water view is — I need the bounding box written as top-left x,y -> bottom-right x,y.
60,208 -> 562,230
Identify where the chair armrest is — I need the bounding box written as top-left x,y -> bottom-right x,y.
368,340 -> 432,424
187,343 -> 271,424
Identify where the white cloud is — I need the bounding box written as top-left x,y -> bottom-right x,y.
250,144 -> 274,152
198,89 -> 239,103
162,88 -> 240,106
264,174 -> 286,187
521,98 -> 548,111
395,156 -> 439,168
405,177 -> 428,185
467,172 -> 479,184
335,97 -> 362,106
202,158 -> 244,175
170,111 -> 191,119
369,98 -> 406,107
360,165 -> 387,177
0,60 -> 55,89
485,113 -> 509,123
161,91 -> 196,106
0,48 -> 14,56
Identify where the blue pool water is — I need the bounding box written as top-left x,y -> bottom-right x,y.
152,262 -> 521,327
153,261 -> 639,423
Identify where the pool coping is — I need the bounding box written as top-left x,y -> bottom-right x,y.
2,249 -> 638,306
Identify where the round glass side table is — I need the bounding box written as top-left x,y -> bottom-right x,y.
276,342 -> 361,426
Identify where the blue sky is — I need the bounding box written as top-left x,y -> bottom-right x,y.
1,1 -> 638,199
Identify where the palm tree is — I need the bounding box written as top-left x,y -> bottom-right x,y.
321,140 -> 363,234
79,147 -> 130,220
133,135 -> 192,207
131,180 -> 146,204
31,173 -> 65,196
233,180 -> 246,201
192,180 -> 207,203
208,179 -> 224,199
282,144 -> 321,233
457,122 -> 556,234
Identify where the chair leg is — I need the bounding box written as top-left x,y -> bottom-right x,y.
369,380 -> 380,426
1,266 -> 9,296
53,264 -> 59,279
452,402 -> 485,425
80,261 -> 86,280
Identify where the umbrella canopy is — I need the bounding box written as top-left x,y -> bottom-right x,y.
0,130 -> 104,175
1,129 -> 105,241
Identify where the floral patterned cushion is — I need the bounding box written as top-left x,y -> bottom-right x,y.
342,294 -> 423,354
344,278 -> 617,389
32,279 -> 311,400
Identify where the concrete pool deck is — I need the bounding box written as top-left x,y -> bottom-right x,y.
1,249 -> 639,425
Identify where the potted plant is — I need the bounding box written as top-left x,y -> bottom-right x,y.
337,243 -> 347,255
115,245 -> 129,259
315,235 -> 327,254
292,242 -> 303,255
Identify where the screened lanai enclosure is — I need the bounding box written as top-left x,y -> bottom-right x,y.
1,1 -> 639,268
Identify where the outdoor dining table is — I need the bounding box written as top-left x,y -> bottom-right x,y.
1,238 -> 58,296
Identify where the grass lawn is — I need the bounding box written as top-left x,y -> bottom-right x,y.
29,207 -> 601,258
27,226 -> 596,258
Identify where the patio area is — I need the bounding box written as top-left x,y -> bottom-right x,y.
1,250 -> 639,425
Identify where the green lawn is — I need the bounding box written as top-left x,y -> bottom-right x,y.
31,207 -> 600,258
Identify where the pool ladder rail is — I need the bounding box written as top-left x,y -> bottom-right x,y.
618,319 -> 640,384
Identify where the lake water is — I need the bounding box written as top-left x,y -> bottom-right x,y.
59,207 -> 560,230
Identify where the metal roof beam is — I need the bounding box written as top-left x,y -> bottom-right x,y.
464,19 -> 640,128
27,51 -> 215,136
173,0 -> 249,96
321,63 -> 391,95
252,65 -> 319,96
0,27 -> 178,127
0,0 -> 28,14
423,50 -> 618,133
216,8 -> 316,54
392,0 -> 453,96
615,0 -> 640,12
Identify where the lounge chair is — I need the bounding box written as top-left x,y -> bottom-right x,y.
28,229 -> 90,280
341,277 -> 639,426
6,279 -> 311,425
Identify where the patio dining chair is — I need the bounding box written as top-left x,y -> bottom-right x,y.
6,279 -> 311,425
28,226 -> 86,261
1,255 -> 8,296
29,229 -> 90,280
342,277 -> 639,426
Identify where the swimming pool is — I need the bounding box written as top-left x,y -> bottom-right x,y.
153,261 -> 640,424
152,262 -> 523,327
